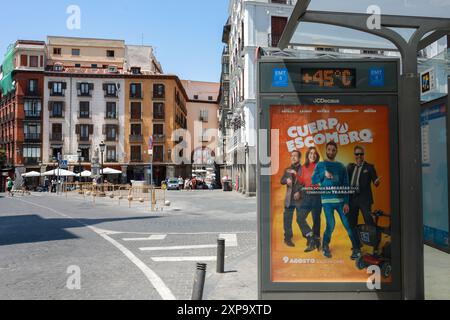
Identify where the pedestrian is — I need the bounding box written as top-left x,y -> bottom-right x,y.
51,179 -> 56,193
6,177 -> 14,197
178,176 -> 184,190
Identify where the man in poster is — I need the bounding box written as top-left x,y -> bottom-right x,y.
347,146 -> 381,249
312,141 -> 361,260
280,150 -> 303,247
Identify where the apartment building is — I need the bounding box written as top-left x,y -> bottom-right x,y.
182,80 -> 220,175
222,0 -> 297,196
124,75 -> 188,185
0,40 -> 46,190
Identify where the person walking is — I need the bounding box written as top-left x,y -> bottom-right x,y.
6,177 -> 14,197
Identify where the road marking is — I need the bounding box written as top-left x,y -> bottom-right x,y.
123,235 -> 167,241
140,244 -> 217,251
219,233 -> 238,247
12,197 -> 176,301
151,256 -> 218,262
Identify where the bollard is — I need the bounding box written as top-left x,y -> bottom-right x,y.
191,263 -> 207,300
217,239 -> 225,274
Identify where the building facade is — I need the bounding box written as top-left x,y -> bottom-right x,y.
182,80 -> 220,174
222,0 -> 297,196
124,75 -> 188,185
0,40 -> 46,190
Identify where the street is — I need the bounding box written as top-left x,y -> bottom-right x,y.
0,191 -> 257,300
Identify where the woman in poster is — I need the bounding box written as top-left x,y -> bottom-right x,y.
297,147 -> 323,252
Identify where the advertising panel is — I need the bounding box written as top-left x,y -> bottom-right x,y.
421,101 -> 450,252
270,104 -> 393,283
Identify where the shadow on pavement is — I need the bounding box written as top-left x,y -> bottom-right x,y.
0,214 -> 162,247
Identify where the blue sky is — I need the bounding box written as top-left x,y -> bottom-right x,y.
0,0 -> 229,83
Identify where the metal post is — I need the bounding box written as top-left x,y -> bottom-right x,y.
217,239 -> 225,274
191,263 -> 207,300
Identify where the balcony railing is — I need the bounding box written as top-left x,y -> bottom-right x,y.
78,135 -> 91,142
24,133 -> 41,141
268,33 -> 283,48
105,135 -> 118,142
106,158 -> 118,163
24,157 -> 40,165
50,133 -> 63,142
153,134 -> 166,143
153,113 -> 165,121
130,155 -> 142,162
25,111 -> 42,119
129,135 -> 144,143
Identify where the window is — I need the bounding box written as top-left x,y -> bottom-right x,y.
153,145 -> 164,162
53,48 -> 62,55
50,102 -> 63,118
77,124 -> 92,141
130,146 -> 141,162
91,64 -> 98,69
131,67 -> 141,75
270,16 -> 288,47
130,102 -> 141,120
104,83 -> 117,97
107,50 -> 115,58
30,56 -> 39,68
153,124 -> 164,136
105,125 -> 118,141
130,83 -> 142,99
208,96 -> 213,101
49,82 -> 65,96
106,102 -> 117,119
24,100 -> 41,117
75,64 -> 81,68
24,124 -> 41,140
79,102 -> 90,118
200,110 -> 209,122
130,124 -> 141,136
72,48 -> 80,56
20,55 -> 28,67
28,80 -> 38,95
153,84 -> 165,99
51,123 -> 62,141
106,146 -> 117,162
79,147 -> 90,162
78,83 -> 92,96
23,147 -> 41,159
153,103 -> 165,120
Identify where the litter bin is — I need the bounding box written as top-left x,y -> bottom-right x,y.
223,180 -> 232,192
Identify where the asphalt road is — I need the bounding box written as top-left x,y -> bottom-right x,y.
0,191 -> 257,300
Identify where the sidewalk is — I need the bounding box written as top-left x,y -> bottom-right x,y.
425,245 -> 450,300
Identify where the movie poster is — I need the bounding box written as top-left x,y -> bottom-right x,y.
270,105 -> 393,283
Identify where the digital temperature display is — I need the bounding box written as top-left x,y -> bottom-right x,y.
301,68 -> 356,89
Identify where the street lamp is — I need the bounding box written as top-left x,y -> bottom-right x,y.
99,141 -> 106,184
77,148 -> 82,182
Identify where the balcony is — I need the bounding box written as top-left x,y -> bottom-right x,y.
153,134 -> 166,143
24,111 -> 42,120
105,92 -> 119,98
105,135 -> 118,142
268,33 -> 283,48
50,91 -> 64,97
24,157 -> 40,165
50,133 -> 63,142
130,93 -> 142,99
129,135 -> 144,143
78,135 -> 92,143
24,133 -> 41,142
25,90 -> 40,97
153,113 -> 165,121
130,155 -> 142,163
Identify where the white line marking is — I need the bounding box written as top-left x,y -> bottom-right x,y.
151,256 -> 218,262
219,233 -> 238,247
12,197 -> 176,301
123,235 -> 167,241
140,244 -> 217,251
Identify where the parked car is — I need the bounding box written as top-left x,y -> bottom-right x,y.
167,178 -> 180,190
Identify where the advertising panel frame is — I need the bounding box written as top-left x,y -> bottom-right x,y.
421,86 -> 450,254
257,58 -> 402,300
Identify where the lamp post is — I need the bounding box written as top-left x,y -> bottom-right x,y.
77,148 -> 82,182
99,141 -> 106,197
